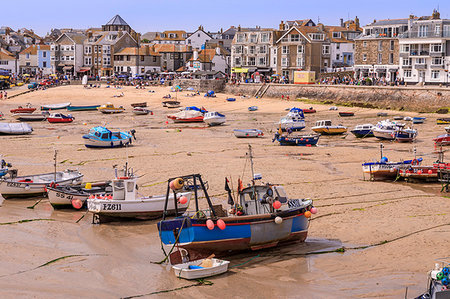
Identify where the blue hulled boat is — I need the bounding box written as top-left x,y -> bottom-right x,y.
82,126 -> 136,148
273,132 -> 320,146
412,117 -> 426,124
278,108 -> 306,132
350,124 -> 375,138
157,145 -> 316,263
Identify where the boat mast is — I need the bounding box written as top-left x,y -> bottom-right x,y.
53,150 -> 57,182
380,143 -> 384,160
248,144 -> 258,214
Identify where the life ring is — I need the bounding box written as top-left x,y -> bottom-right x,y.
412,159 -> 419,166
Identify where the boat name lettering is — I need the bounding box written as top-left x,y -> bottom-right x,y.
7,182 -> 22,188
103,203 -> 121,211
288,199 -> 301,208
55,192 -> 73,200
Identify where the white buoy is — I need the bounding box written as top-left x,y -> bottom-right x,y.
275,216 -> 283,224
25,185 -> 30,191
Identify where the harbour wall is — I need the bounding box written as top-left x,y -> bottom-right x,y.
223,83 -> 450,113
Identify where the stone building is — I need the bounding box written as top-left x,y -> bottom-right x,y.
154,44 -> 192,72
51,32 -> 87,75
354,18 -> 410,82
113,45 -> 161,75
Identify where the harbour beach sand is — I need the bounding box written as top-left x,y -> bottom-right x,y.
0,84 -> 449,298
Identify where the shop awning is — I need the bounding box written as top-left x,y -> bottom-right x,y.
257,68 -> 272,72
231,67 -> 249,73
78,69 -> 90,72
101,67 -> 113,70
388,68 -> 398,72
63,66 -> 73,70
247,67 -> 257,72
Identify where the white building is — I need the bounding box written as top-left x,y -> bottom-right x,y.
0,48 -> 17,74
185,27 -> 212,49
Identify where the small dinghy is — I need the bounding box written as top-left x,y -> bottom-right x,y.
404,116 -> 412,121
233,129 -> 263,138
162,101 -> 181,108
377,112 -> 388,117
393,116 -> 404,120
172,257 -> 230,280
0,169 -> 83,198
312,120 -> 347,135
434,134 -> 450,146
437,118 -> 450,125
203,111 -> 226,126
47,113 -> 74,123
392,127 -> 417,142
339,112 -> 354,117
41,102 -> 71,110
47,181 -> 112,209
329,106 -> 338,111
98,103 -> 125,114
132,107 -> 152,115
248,106 -> 258,111
87,167 -> 192,222
131,102 -> 147,108
167,110 -> 204,123
13,112 -> 48,121
0,123 -> 33,135
226,98 -> 236,102
273,132 -> 320,146
350,124 -> 375,138
398,165 -> 438,182
83,126 -> 136,148
67,105 -> 100,111
412,117 -> 426,124
10,105 -> 36,114
303,107 -> 316,114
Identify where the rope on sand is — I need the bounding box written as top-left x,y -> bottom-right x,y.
0,218 -> 55,225
122,279 -> 213,298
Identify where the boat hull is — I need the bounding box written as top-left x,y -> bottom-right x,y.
362,162 -> 413,180
98,109 -> 125,114
276,135 -> 319,146
67,105 -> 100,111
47,118 -> 74,123
158,209 -> 310,254
350,129 -> 374,138
83,135 -> 133,148
312,127 -> 347,135
373,129 -> 395,140
0,172 -> 83,198
41,103 -> 71,110
167,116 -> 204,123
233,129 -> 263,138
47,183 -> 110,208
204,117 -> 225,126
0,123 -> 33,135
87,192 -> 191,219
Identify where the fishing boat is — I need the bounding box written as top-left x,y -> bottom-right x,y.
41,102 -> 71,110
157,145 -> 316,263
339,112 -> 354,117
172,257 -> 230,280
13,112 -> 48,121
131,102 -> 147,108
392,127 -> 417,143
273,132 -> 320,146
0,169 -> 83,198
233,129 -> 263,138
412,117 -> 426,124
311,120 -> 347,135
167,110 -> 204,123
97,103 -> 125,114
203,112 -> 226,126
0,123 -> 33,135
132,107 -> 152,115
82,126 -> 136,148
47,113 -> 74,123
278,108 -> 306,132
362,144 -> 422,180
415,260 -> 450,299
434,134 -> 450,146
372,120 -> 402,140
10,105 -> 36,114
87,165 -> 192,222
303,107 -> 316,114
437,118 -> 450,125
67,105 -> 101,111
398,165 -> 438,182
248,106 -> 258,111
350,124 -> 375,138
46,181 -> 112,209
162,100 -> 181,108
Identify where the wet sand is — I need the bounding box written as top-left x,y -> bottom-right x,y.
0,84 -> 449,298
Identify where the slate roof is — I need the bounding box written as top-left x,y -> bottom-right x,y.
106,15 -> 129,26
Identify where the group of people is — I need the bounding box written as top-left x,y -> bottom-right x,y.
319,75 -> 406,86
0,91 -> 7,100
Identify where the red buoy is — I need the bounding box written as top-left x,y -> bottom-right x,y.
206,219 -> 214,230
217,219 -> 226,230
71,199 -> 83,210
273,200 -> 282,210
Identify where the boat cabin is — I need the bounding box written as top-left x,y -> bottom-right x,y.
111,177 -> 137,201
88,126 -> 123,140
204,111 -> 225,118
355,124 -> 374,130
239,184 -> 291,215
315,120 -> 332,127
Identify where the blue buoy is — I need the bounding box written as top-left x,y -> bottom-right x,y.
380,157 -> 388,163
443,267 -> 449,276
442,277 -> 449,286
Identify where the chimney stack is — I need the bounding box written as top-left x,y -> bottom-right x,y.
340,18 -> 344,27
279,21 -> 284,31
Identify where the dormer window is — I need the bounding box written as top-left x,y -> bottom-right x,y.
160,33 -> 166,38
332,32 -> 341,38
310,33 -> 324,41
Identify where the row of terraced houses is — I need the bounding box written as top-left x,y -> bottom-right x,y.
1,10 -> 450,85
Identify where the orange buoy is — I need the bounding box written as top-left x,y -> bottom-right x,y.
217,219 -> 226,230
206,219 -> 215,230
71,199 -> 83,210
179,196 -> 188,204
273,200 -> 282,210
304,211 -> 312,218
